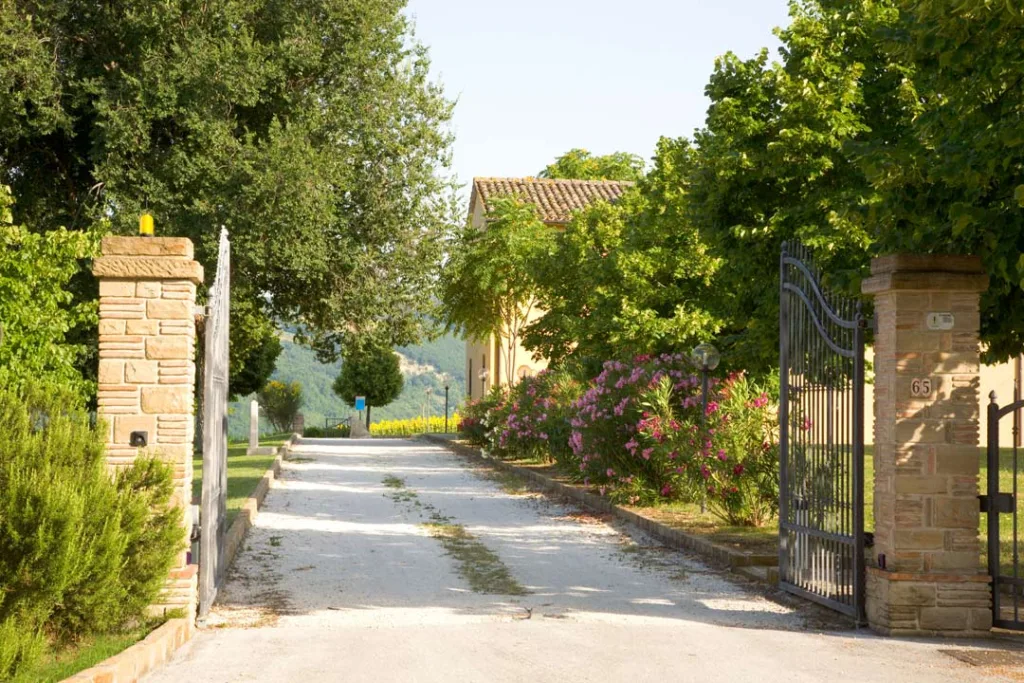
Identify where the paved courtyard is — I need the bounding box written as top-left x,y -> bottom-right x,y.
145,438 -> 1018,682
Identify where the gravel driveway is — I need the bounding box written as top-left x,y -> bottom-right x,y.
144,438 -> 1015,682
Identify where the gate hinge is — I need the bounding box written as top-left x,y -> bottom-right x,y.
193,304 -> 208,318
979,492 -> 1015,514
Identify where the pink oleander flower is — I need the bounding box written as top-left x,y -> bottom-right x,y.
606,468 -> 615,477
700,464 -> 710,480
661,483 -> 672,497
717,449 -> 728,462
733,463 -> 745,477
641,447 -> 653,460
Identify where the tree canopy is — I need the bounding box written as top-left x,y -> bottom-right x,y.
258,380 -> 304,433
0,0 -> 456,388
333,343 -> 404,424
539,148 -> 645,182
524,139 -> 720,375
333,343 -> 404,408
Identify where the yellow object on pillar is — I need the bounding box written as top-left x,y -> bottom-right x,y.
139,212 -> 154,236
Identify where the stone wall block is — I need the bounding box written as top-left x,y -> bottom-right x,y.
99,280 -> 137,297
98,360 -> 126,385
126,360 -> 159,384
141,386 -> 191,414
147,299 -> 192,320
126,319 -> 160,336
146,336 -> 192,360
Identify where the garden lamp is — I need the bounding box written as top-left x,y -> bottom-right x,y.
692,342 -> 720,513
443,377 -> 451,433
691,342 -> 721,372
478,367 -> 489,396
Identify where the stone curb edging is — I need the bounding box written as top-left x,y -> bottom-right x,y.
61,433 -> 301,683
63,618 -> 193,683
421,434 -> 779,582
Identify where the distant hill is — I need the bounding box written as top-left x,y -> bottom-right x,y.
230,333 -> 466,438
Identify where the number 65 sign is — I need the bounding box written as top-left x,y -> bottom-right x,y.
911,378 -> 932,397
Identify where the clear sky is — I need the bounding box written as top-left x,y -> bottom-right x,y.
404,0 -> 793,194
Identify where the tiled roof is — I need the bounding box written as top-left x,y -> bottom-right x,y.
471,177 -> 634,225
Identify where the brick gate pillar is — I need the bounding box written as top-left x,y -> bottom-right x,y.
93,236 -> 203,620
862,254 -> 990,636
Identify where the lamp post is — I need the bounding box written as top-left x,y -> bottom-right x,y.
444,383 -> 450,433
424,386 -> 433,425
478,367 -> 489,398
691,342 -> 721,513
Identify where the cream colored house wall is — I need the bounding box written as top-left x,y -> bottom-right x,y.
864,347 -> 1020,447
463,195 -> 549,397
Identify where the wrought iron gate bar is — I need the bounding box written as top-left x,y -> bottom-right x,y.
778,241 -> 866,622
781,284 -> 859,357
780,257 -> 862,330
988,392 -> 1024,629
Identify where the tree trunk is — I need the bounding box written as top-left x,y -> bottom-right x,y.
366,405 -> 372,429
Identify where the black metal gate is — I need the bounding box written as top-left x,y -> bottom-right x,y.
198,228 -> 230,620
985,391 -> 1024,630
779,242 -> 866,620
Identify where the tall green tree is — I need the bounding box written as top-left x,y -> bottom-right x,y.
441,197 -> 554,387
525,139 -> 720,374
683,0 -> 908,374
539,148 -> 645,182
0,0 -> 456,384
866,0 -> 1024,361
333,343 -> 404,427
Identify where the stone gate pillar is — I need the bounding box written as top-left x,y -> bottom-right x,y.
862,255 -> 990,636
93,236 -> 203,620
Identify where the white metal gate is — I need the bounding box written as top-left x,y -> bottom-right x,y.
198,228 -> 230,620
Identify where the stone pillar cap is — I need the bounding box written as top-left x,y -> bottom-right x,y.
870,254 -> 984,276
863,253 -> 988,295
101,236 -> 194,259
93,236 -> 203,284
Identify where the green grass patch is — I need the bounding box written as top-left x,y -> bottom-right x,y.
421,522 -> 528,595
482,469 -> 530,496
11,619 -> 163,683
192,432 -> 290,525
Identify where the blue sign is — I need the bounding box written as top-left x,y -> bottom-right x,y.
355,396 -> 366,411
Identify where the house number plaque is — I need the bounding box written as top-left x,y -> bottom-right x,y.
911,377 -> 933,397
927,312 -> 954,330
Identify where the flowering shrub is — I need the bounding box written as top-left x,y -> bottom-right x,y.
638,371 -> 779,526
456,353 -> 780,527
488,370 -> 582,462
567,354 -> 705,505
458,390 -> 505,447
